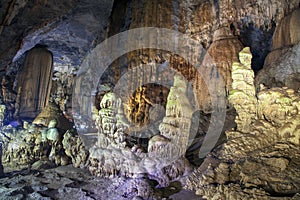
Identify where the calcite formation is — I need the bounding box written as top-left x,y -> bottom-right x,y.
0,0 -> 300,199
185,47 -> 300,199
194,26 -> 243,111
148,75 -> 193,159
62,130 -> 89,168
33,101 -> 73,132
228,47 -> 257,132
0,142 -> 3,176
16,46 -> 54,119
0,103 -> 5,127
125,85 -> 168,127
94,92 -> 129,149
0,117 -> 88,170
1,122 -> 64,168
89,75 -> 193,194
257,8 -> 300,90
44,119 -> 70,166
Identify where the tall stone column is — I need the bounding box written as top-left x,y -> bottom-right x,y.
16,46 -> 54,119
0,142 -> 3,177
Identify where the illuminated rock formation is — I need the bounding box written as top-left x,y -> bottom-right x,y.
2,125 -> 45,168
148,74 -> 193,159
33,101 -> 73,132
89,76 -> 193,192
0,142 -> 3,176
0,117 -> 87,170
228,47 -> 257,132
186,47 -> 300,199
62,130 -> 89,168
44,119 -> 69,166
0,103 -> 5,127
16,46 -> 54,119
95,92 -> 129,148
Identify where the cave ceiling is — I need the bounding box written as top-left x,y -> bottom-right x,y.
0,0 -> 299,76
0,0 -> 113,73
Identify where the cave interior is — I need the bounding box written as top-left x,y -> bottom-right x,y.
0,0 -> 299,199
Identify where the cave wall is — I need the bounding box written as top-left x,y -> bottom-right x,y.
102,0 -> 300,116
256,8 -> 300,90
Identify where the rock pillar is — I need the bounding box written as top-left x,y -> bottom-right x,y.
16,46 -> 54,119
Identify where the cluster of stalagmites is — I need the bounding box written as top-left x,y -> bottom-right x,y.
185,47 -> 300,199
0,102 -> 89,171
89,75 -> 193,195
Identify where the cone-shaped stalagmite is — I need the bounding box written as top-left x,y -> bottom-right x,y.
16,46 -> 54,119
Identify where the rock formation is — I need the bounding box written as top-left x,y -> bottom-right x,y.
228,47 -> 257,132
62,130 -> 89,168
0,117 -> 87,170
94,92 -> 129,149
148,75 -> 193,159
1,124 -> 45,168
89,75 -> 193,197
194,26 -> 244,111
0,142 -> 3,176
16,46 -> 54,119
257,8 -> 300,90
33,101 -> 73,132
0,0 -> 299,199
185,47 -> 300,199
0,103 -> 5,127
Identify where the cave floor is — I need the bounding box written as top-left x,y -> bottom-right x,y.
0,164 -> 202,200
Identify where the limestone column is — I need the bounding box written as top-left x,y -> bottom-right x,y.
0,142 -> 3,177
16,46 -> 54,119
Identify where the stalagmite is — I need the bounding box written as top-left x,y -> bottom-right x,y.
228,47 -> 257,132
149,74 -> 193,159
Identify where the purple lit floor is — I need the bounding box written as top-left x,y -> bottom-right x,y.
0,165 -> 203,200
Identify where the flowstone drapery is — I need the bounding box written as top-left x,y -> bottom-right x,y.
89,75 -> 193,190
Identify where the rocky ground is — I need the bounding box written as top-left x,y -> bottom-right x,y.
0,164 -> 202,200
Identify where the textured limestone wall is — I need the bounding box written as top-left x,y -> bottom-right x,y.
257,8 -> 300,90
194,26 -> 244,111
105,0 -> 300,115
228,47 -> 257,132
